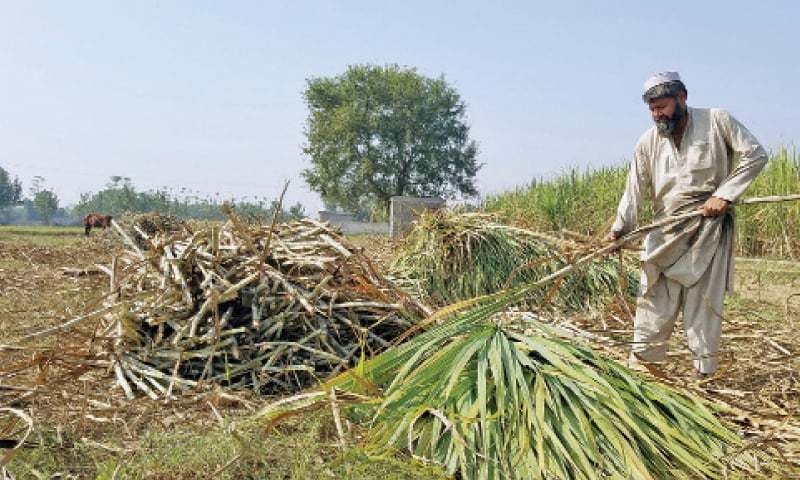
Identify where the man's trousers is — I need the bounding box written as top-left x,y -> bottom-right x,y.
630,246 -> 727,374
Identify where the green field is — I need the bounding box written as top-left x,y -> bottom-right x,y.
0,224 -> 84,235
486,147 -> 800,259
0,226 -> 86,250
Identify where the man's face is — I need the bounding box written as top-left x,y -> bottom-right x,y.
648,95 -> 687,135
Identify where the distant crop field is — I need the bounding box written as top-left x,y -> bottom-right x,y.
0,225 -> 86,246
0,225 -> 84,236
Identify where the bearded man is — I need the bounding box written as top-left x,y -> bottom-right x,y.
605,72 -> 768,376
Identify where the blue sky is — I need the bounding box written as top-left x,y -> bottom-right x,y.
1,1 -> 798,211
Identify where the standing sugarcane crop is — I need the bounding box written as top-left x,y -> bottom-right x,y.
604,71 -> 768,376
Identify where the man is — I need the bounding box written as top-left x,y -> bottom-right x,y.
605,72 -> 768,375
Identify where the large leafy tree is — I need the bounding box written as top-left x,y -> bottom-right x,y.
302,64 -> 481,217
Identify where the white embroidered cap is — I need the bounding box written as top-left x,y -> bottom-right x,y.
643,71 -> 681,93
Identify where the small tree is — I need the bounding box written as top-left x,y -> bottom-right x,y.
302,64 -> 481,217
1,166 -> 22,224
287,202 -> 306,220
30,176 -> 59,225
0,165 -> 23,208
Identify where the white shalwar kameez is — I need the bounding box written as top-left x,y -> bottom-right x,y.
612,107 -> 768,373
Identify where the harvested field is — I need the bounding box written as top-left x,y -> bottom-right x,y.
0,224 -> 798,478
0,230 -> 118,339
0,226 -> 442,479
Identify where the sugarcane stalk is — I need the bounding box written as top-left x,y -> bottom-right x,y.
113,360 -> 134,400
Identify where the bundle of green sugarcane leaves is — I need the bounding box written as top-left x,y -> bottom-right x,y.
389,211 -> 639,311
259,283 -> 754,480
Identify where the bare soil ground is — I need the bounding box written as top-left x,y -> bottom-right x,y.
1,227 -> 798,478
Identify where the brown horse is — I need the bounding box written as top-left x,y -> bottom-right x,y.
84,213 -> 113,236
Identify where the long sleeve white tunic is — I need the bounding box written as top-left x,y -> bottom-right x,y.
612,107 -> 768,294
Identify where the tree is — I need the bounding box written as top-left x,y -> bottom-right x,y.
30,176 -> 59,225
302,64 -> 481,218
287,202 -> 306,220
33,190 -> 59,225
0,166 -> 23,209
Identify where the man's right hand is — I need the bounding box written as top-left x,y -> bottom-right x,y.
603,231 -> 619,243
603,231 -> 623,252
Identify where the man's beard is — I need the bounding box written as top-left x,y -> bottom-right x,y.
655,102 -> 686,135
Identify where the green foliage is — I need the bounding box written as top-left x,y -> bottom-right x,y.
486,148 -> 800,258
485,166 -> 638,234
390,211 -> 638,309
368,323 -> 744,480
73,176 -> 306,222
29,176 -> 59,225
302,64 -> 480,217
0,165 -> 23,216
734,147 -> 800,258
266,284 -> 751,479
32,190 -> 59,225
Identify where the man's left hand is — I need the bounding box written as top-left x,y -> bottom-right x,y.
700,196 -> 730,217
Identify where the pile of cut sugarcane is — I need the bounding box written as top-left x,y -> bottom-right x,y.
124,212 -> 191,250
104,215 -> 423,400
